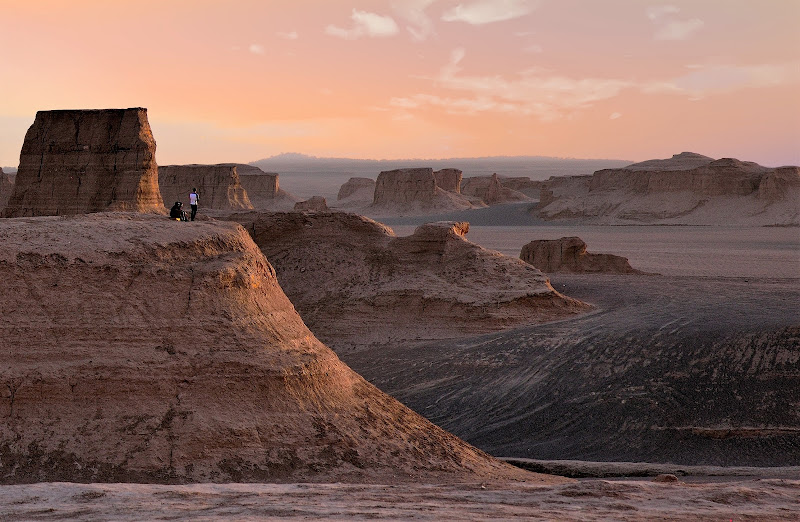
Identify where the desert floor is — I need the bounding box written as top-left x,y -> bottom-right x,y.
2,478 -> 799,520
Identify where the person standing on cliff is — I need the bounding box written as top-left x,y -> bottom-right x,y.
189,188 -> 199,221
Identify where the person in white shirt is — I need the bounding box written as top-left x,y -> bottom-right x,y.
189,188 -> 199,221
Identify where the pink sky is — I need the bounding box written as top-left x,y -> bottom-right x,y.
1,0 -> 798,167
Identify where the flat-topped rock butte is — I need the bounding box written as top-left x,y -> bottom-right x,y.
2,108 -> 164,217
520,236 -> 645,274
0,213 -> 548,485
219,211 -> 590,351
368,168 -> 480,216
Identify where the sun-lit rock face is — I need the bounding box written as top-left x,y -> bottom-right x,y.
520,236 -> 644,274
220,211 -> 590,350
433,168 -> 463,193
2,108 -> 164,217
536,153 -> 800,225
0,213 -> 532,484
158,164 -> 253,210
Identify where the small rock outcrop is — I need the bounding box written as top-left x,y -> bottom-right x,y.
520,237 -> 644,274
535,153 -> 800,225
158,164 -> 253,210
0,214 -> 537,485
461,174 -> 532,205
370,168 -> 478,215
2,108 -> 164,217
0,169 -> 13,212
338,177 -> 376,201
219,211 -> 590,350
294,196 -> 328,212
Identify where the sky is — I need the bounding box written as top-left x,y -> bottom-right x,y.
1,0 -> 799,167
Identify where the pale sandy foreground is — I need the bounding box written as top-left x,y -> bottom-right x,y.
2,479 -> 799,520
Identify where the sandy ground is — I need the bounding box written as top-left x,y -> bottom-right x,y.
1,479 -> 799,520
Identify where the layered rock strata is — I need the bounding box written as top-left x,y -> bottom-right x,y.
220,211 -> 589,350
2,108 -> 164,217
294,196 -> 328,212
433,168 -> 462,193
370,168 -> 477,215
536,152 -> 800,225
520,237 -> 644,274
158,164 -> 253,210
0,213 -> 537,484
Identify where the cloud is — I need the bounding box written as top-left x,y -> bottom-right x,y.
610,112 -> 622,120
391,48 -> 631,120
276,31 -> 299,40
392,0 -> 437,41
654,18 -> 704,40
249,44 -> 265,55
645,62 -> 800,96
646,5 -> 703,41
325,9 -> 399,40
646,5 -> 680,21
441,0 -> 538,25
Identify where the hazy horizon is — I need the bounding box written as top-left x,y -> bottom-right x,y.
2,1 -> 798,168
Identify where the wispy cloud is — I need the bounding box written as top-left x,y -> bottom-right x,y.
249,44 -> 265,55
392,0 -> 437,41
276,31 -> 299,40
644,62 -> 800,97
647,5 -> 703,41
325,9 -> 399,40
441,0 -> 538,25
609,112 -> 622,120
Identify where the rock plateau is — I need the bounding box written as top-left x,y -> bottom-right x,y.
294,196 -> 328,212
0,213 -> 536,485
461,174 -> 533,205
368,168 -> 480,216
2,108 -> 164,217
221,163 -> 298,211
535,152 -> 800,225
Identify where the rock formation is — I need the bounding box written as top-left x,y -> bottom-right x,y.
0,213 -> 536,484
536,152 -> 800,225
294,196 -> 328,212
370,168 -> 478,215
433,168 -> 462,193
520,237 -> 644,274
220,163 -> 298,211
219,211 -> 589,350
2,108 -> 164,217
335,177 -> 376,209
158,164 -> 253,210
461,174 -> 532,205
0,169 -> 13,212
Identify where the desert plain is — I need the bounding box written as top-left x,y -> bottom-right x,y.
0,108 -> 799,520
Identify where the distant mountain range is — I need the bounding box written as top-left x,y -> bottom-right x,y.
251,153 -> 632,181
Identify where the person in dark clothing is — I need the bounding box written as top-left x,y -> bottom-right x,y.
170,201 -> 187,221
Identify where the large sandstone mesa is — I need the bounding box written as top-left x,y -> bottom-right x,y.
0,168 -> 13,212
370,168 -> 478,215
0,214 -> 540,485
520,237 -> 644,274
225,163 -> 298,211
536,152 -> 800,225
461,174 -> 533,205
2,108 -> 164,217
220,211 -> 589,350
158,164 -> 253,210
